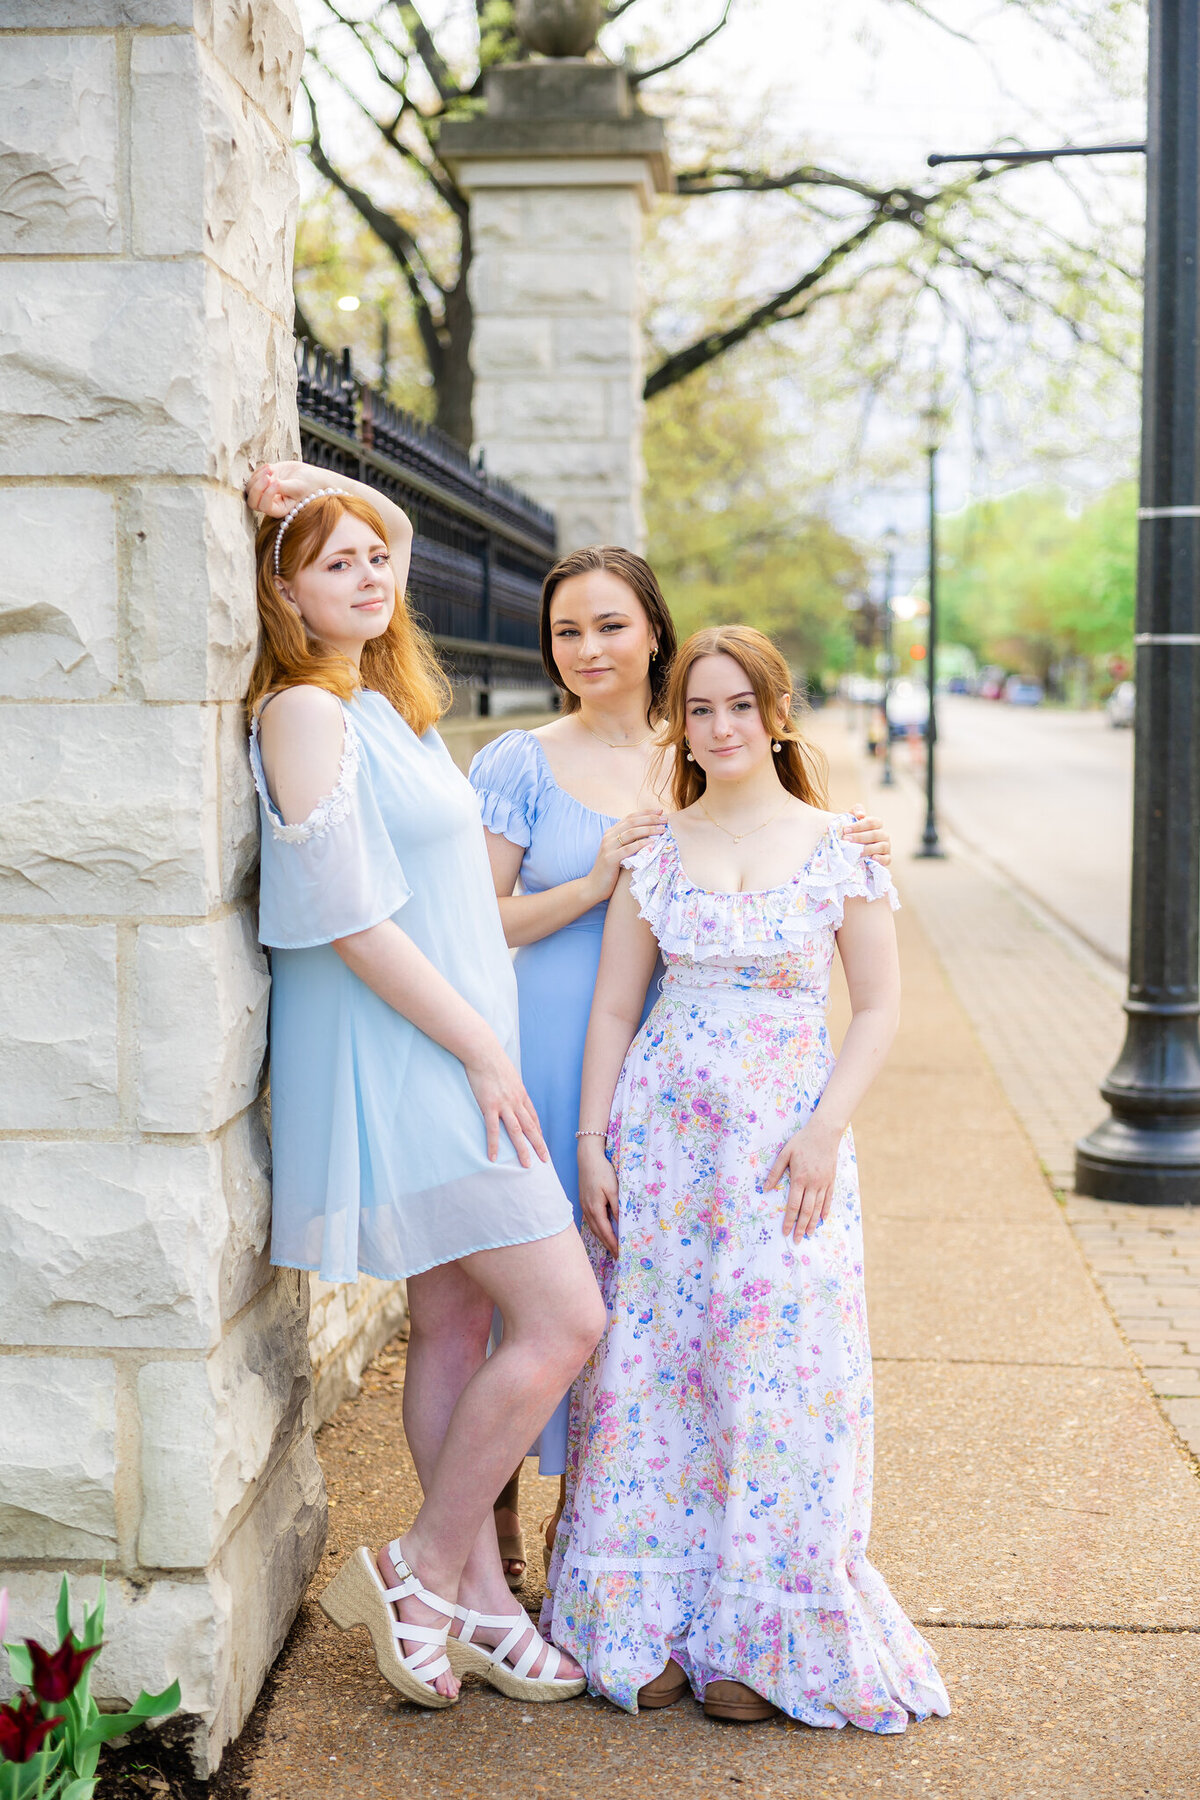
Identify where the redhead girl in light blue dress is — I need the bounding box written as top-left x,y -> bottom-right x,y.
472,546 -> 892,1589
242,461 -> 604,1714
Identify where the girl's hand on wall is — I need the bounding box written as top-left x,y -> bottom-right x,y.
578,1142 -> 620,1255
586,811 -> 666,902
843,809 -> 891,866
766,1119 -> 843,1241
464,1040 -> 549,1168
244,461 -> 322,519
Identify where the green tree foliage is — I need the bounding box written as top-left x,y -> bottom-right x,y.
643,358 -> 865,683
938,483 -> 1136,681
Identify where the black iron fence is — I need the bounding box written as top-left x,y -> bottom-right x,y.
295,340 -> 557,709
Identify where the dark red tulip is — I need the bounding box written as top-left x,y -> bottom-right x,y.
25,1634 -> 100,1704
0,1692 -> 63,1763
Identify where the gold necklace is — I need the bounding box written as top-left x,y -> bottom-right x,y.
580,718 -> 655,752
697,794 -> 794,843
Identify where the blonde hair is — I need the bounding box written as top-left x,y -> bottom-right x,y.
662,625 -> 828,811
246,491 -> 451,733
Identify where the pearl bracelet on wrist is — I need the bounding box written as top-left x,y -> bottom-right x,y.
575,1128 -> 608,1139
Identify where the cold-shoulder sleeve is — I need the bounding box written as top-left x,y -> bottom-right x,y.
250,709 -> 411,950
468,729 -> 543,849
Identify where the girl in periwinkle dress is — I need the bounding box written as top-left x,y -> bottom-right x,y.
551,625 -> 951,1730
242,461 -> 603,1713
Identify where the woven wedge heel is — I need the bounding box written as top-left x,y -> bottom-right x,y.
319,1544 -> 457,1709
447,1605 -> 586,1702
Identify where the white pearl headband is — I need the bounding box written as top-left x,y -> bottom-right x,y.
273,488 -> 348,576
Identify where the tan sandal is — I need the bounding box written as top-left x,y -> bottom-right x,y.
638,1658 -> 689,1709
319,1542 -> 457,1709
703,1679 -> 778,1722
496,1531 -> 527,1592
447,1605 -> 585,1702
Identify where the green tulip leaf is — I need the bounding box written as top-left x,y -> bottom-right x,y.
73,1679 -> 181,1754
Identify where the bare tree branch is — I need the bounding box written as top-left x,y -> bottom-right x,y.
891,0 -> 975,44
392,1 -> 460,102
305,107 -> 447,380
306,34 -> 467,216
644,208 -> 899,397
630,1 -> 733,85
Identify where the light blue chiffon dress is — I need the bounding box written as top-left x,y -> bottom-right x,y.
469,729 -> 658,1474
250,690 -> 572,1284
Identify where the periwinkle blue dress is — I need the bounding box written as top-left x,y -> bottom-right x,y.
251,690 -> 571,1284
469,729 -> 658,1474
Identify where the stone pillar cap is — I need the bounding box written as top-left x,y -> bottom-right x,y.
440,61 -> 672,194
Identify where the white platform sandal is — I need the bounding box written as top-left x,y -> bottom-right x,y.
447,1604 -> 586,1702
319,1541 -> 457,1709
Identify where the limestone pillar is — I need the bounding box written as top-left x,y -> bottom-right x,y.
442,61 -> 670,554
0,1 -> 322,1773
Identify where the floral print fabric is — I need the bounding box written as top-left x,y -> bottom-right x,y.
545,821 -> 950,1731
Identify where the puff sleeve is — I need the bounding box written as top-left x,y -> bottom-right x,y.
468,729 -> 544,850
250,708 -> 411,950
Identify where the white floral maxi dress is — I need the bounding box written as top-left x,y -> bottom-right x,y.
545,821 -> 950,1731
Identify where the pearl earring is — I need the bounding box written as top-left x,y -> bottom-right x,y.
685,741 -> 694,762
772,740 -> 782,753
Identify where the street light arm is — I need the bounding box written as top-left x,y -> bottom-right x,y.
928,143 -> 1146,168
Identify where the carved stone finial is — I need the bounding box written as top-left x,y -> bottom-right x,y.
513,0 -> 604,58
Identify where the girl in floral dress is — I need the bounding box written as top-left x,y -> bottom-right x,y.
547,626 -> 950,1730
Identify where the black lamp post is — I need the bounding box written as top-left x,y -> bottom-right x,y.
915,408 -> 946,859
1076,0 -> 1200,1203
881,526 -> 900,787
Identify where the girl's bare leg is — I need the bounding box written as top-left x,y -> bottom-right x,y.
379,1226 -> 604,1688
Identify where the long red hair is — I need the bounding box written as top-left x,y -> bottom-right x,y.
661,626 -> 828,811
245,492 -> 450,732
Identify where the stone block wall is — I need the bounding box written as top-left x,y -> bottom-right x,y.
467,173 -> 648,552
0,1 -> 322,1774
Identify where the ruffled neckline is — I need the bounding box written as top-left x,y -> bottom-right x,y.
666,815 -> 845,900
624,817 -> 898,962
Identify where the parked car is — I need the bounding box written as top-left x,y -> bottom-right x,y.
886,678 -> 930,738
1003,676 -> 1044,706
977,666 -> 1006,700
1106,680 -> 1136,728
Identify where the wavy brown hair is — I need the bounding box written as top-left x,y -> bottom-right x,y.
246,491 -> 451,732
539,544 -> 677,719
662,625 -> 829,812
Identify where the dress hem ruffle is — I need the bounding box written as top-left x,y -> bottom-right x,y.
545,1552 -> 949,1732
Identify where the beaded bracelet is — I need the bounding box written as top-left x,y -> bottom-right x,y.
575,1128 -> 608,1139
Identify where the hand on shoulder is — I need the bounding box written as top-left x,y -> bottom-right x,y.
258,685 -> 347,827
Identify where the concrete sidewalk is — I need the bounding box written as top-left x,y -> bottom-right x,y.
237,718 -> 1200,1800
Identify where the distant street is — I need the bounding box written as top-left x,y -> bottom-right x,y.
871,696 -> 1134,967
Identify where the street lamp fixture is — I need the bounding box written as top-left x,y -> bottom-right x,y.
915,403 -> 948,859
1075,0 -> 1200,1203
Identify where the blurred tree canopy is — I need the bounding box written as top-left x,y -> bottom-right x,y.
938,483 -> 1136,683
643,355 -> 865,685
297,0 -> 1142,447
